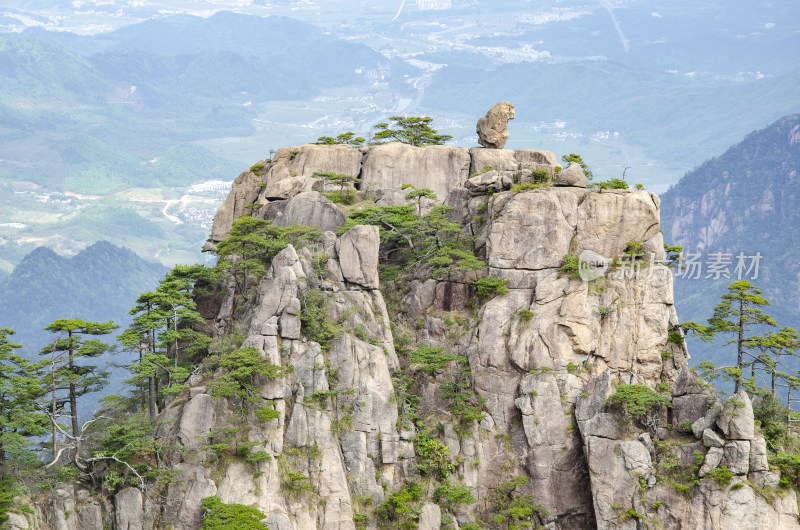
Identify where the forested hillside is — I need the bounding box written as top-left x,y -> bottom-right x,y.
0,241 -> 166,350
661,114 -> 800,370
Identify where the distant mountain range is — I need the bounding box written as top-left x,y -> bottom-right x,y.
661,114 -> 800,368
0,12 -> 408,193
0,241 -> 167,352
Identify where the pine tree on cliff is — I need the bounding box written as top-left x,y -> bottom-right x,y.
372,116 -> 452,147
120,265 -> 214,419
683,280 -> 777,393
0,328 -> 47,469
39,319 -> 116,460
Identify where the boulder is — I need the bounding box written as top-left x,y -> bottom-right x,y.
673,393 -> 717,430
468,147 -> 557,176
476,101 -> 515,149
716,390 -> 755,440
263,144 -> 363,192
6,513 -> 30,530
375,188 -> 435,215
723,440 -> 751,475
278,298 -> 302,340
465,170 -> 512,195
702,428 -> 725,448
361,143 -> 470,200
699,447 -> 724,477
418,503 -> 442,530
554,162 -> 589,188
276,191 -> 347,233
337,225 -> 380,289
749,436 -> 769,472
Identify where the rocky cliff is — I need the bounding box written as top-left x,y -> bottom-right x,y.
13,143 -> 800,530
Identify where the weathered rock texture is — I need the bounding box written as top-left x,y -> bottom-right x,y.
577,370 -> 798,529
476,101 -> 515,149
28,143 -> 798,530
205,143 -> 563,250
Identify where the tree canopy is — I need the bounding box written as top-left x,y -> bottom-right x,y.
372,116 -> 452,147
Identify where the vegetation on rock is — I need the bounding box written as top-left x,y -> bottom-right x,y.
372,116 -> 453,147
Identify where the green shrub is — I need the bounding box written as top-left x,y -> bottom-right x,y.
667,332 -> 684,344
201,496 -> 268,529
706,466 -> 733,487
558,254 -> 581,278
606,384 -> 673,416
327,189 -> 358,204
518,309 -> 534,321
752,391 -> 788,449
566,362 -> 580,374
409,346 -> 464,373
255,406 -> 280,422
473,277 -> 509,298
249,163 -> 266,175
771,452 -> 800,490
531,169 -> 549,183
376,482 -> 422,527
487,476 -> 548,529
591,178 -> 628,190
625,241 -> 643,256
434,482 -> 476,512
300,290 -> 341,351
511,182 -> 547,192
208,347 -> 292,403
343,203 -> 484,279
314,132 -> 365,147
414,431 -> 457,480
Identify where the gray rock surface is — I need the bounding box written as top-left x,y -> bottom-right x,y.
277,191 -> 347,232
723,440 -> 751,475
464,170 -> 512,195
114,488 -> 144,530
476,101 -> 515,149
418,503 -> 442,530
554,162 -> 589,187
337,225 -> 380,288
717,390 -> 755,440
361,143 -> 470,200
702,428 -> 724,448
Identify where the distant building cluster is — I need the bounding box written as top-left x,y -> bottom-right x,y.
177,207 -> 216,230
418,0 -> 452,10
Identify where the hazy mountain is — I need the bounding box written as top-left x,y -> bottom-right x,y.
0,241 -> 167,352
661,114 -> 800,368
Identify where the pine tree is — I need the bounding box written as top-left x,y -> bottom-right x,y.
120,265 -> 215,419
372,116 -> 452,147
0,328 -> 47,469
39,319 -> 116,460
215,217 -> 321,296
683,281 -> 777,393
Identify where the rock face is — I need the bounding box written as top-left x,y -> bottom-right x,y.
476,101 -> 515,149
555,162 -> 590,188
28,141 -> 798,530
577,369 -> 798,529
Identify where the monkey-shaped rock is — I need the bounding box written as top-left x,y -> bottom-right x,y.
476,101 -> 515,149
